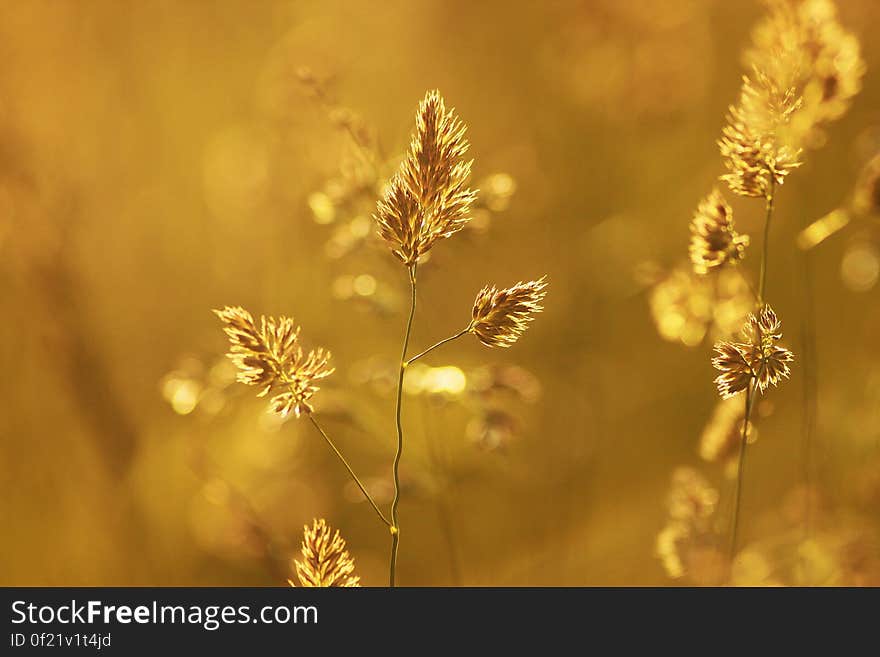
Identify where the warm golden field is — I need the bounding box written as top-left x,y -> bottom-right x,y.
1,0 -> 878,586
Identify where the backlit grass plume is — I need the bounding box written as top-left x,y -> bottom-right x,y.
289,519 -> 360,587
719,69 -> 803,198
720,0 -> 864,199
373,90 -> 548,586
747,0 -> 864,143
470,278 -> 548,348
689,189 -> 749,274
215,306 -> 393,533
213,306 -> 334,419
374,90 -> 477,266
712,304 -> 794,399
662,0 -> 863,581
214,89 -> 546,588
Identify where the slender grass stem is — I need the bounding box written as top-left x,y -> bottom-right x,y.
757,179 -> 776,304
729,382 -> 754,569
729,178 -> 775,577
390,263 -> 418,587
406,326 -> 471,366
306,413 -> 392,528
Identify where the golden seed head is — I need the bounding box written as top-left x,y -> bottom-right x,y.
719,70 -> 803,198
470,277 -> 548,348
689,188 -> 750,274
373,90 -> 477,266
214,306 -> 334,418
747,0 -> 864,142
711,342 -> 755,400
290,519 -> 360,588
374,174 -> 421,266
712,304 -> 795,398
720,0 -> 863,198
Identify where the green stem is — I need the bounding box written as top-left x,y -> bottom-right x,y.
406,326 -> 472,366
307,413 -> 392,528
390,263 -> 418,587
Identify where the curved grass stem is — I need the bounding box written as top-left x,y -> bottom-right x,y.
390,263 -> 418,587
307,413 -> 392,529
729,178 -> 775,579
729,382 -> 754,570
757,180 -> 775,304
406,326 -> 471,366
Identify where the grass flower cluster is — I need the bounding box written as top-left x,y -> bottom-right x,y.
215,90 -> 547,587
657,0 -> 864,582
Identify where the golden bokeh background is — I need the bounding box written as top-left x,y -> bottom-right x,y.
1,0 -> 878,585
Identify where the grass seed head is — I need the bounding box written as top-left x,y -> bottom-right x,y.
689,188 -> 750,274
374,90 -> 477,266
470,277 -> 548,348
214,306 -> 334,418
290,519 -> 360,587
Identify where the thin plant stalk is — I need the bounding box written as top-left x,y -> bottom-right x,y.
729,382 -> 754,566
729,177 -> 775,568
389,292 -> 480,585
390,263 -> 418,586
406,326 -> 471,366
307,413 -> 392,529
389,293 -> 473,585
757,180 -> 776,304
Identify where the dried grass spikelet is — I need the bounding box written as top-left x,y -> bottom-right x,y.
719,68 -> 803,198
374,90 -> 477,266
747,0 -> 864,144
214,306 -> 334,418
689,188 -> 750,274
289,519 -> 360,587
469,277 -> 548,348
712,304 -> 794,399
794,0 -> 864,128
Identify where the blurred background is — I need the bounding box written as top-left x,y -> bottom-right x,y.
1,0 -> 878,586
